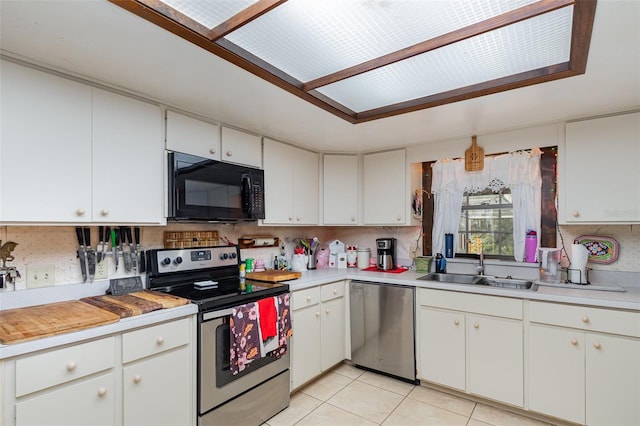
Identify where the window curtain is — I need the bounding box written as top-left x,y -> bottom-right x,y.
431,148 -> 542,261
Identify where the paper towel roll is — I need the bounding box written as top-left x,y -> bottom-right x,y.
570,243 -> 589,284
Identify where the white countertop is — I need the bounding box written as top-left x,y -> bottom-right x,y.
285,268 -> 640,311
1,268 -> 638,360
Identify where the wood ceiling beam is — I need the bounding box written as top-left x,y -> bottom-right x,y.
208,0 -> 288,41
133,0 -> 211,38
569,0 -> 597,73
302,0 -> 576,92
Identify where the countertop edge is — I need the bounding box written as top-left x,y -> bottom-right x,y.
0,303 -> 198,360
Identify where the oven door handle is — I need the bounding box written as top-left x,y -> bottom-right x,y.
203,308 -> 234,321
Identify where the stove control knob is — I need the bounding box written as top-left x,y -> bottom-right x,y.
162,257 -> 171,265
230,252 -> 237,259
174,256 -> 183,265
220,253 -> 229,260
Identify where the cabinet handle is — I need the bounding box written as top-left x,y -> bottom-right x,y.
156,336 -> 165,345
473,322 -> 480,329
296,217 -> 301,221
76,208 -> 85,216
209,148 -> 216,155
396,216 -> 402,221
593,342 -> 602,350
66,362 -> 77,372
97,387 -> 107,397
454,320 -> 460,326
325,308 -> 330,314
133,374 -> 142,384
288,216 -> 293,221
100,209 -> 109,216
333,289 -> 337,295
351,216 -> 356,222
582,316 -> 590,324
306,296 -> 311,302
226,150 -> 232,157
572,211 -> 580,218
571,338 -> 578,346
315,311 -> 320,317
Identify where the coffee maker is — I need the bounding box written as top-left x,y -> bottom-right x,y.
376,238 -> 397,270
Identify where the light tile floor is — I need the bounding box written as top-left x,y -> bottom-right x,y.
265,364 -> 557,426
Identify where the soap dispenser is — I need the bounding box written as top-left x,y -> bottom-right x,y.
435,253 -> 447,273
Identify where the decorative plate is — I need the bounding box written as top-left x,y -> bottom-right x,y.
574,235 -> 620,264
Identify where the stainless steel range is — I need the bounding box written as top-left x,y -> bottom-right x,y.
147,246 -> 290,426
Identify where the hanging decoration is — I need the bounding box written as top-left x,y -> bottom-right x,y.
465,135 -> 484,171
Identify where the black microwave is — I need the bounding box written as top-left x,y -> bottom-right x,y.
168,151 -> 265,222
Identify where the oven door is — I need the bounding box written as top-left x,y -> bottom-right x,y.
168,151 -> 265,221
199,307 -> 290,415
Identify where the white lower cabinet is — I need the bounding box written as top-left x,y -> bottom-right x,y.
528,302 -> 640,425
291,281 -> 346,390
2,316 -> 195,426
419,289 -> 524,407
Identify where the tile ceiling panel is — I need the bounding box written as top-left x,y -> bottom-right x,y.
225,0 -> 539,82
316,6 -> 573,112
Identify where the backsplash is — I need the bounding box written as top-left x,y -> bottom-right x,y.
0,224 -> 421,291
1,223 -> 637,292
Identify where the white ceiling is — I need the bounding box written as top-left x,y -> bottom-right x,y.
1,0 -> 639,152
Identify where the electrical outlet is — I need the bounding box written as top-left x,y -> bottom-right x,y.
26,265 -> 56,288
95,261 -> 109,280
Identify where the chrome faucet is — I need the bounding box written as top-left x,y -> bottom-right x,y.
476,252 -> 485,275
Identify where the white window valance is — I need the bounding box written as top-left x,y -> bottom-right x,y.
431,148 -> 542,262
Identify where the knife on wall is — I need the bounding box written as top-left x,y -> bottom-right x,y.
120,227 -> 132,272
111,228 -> 119,271
84,227 -> 96,281
126,227 -> 137,272
75,227 -> 87,282
97,226 -> 105,264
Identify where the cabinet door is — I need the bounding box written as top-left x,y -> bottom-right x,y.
263,138 -> 294,224
221,126 -> 262,168
363,149 -> 406,225
292,147 -> 319,224
123,346 -> 192,426
0,60 -> 92,222
562,112 -> 640,223
586,333 -> 640,426
92,89 -> 163,223
528,325 -> 585,424
468,315 -> 523,407
15,373 -> 115,426
419,308 -> 465,391
291,305 -> 321,390
321,296 -> 345,371
323,154 -> 358,225
166,110 -> 220,160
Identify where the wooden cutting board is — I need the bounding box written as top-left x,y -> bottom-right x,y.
129,290 -> 190,309
0,301 -> 120,345
246,270 -> 302,282
80,294 -> 162,318
465,135 -> 484,171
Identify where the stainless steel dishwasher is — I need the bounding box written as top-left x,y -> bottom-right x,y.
349,281 -> 418,384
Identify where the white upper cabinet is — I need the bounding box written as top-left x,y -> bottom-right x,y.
92,89 -> 163,223
263,138 -> 319,225
1,60 -> 92,222
0,60 -> 163,224
323,154 -> 359,225
221,126 -> 262,168
560,111 -> 640,224
165,110 -> 220,160
363,149 -> 407,225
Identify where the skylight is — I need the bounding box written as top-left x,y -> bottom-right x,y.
111,0 -> 596,123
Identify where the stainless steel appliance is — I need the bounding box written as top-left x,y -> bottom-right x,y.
349,281 -> 418,384
147,246 -> 290,426
168,151 -> 265,222
376,238 -> 397,270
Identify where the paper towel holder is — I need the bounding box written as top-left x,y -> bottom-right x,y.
565,266 -> 591,285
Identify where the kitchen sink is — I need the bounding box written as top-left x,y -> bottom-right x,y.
418,273 -> 537,291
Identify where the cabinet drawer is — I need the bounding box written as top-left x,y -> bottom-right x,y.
16,337 -> 115,397
529,302 -> 640,337
123,318 -> 191,363
292,287 -> 321,311
321,281 -> 345,302
420,288 -> 523,319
